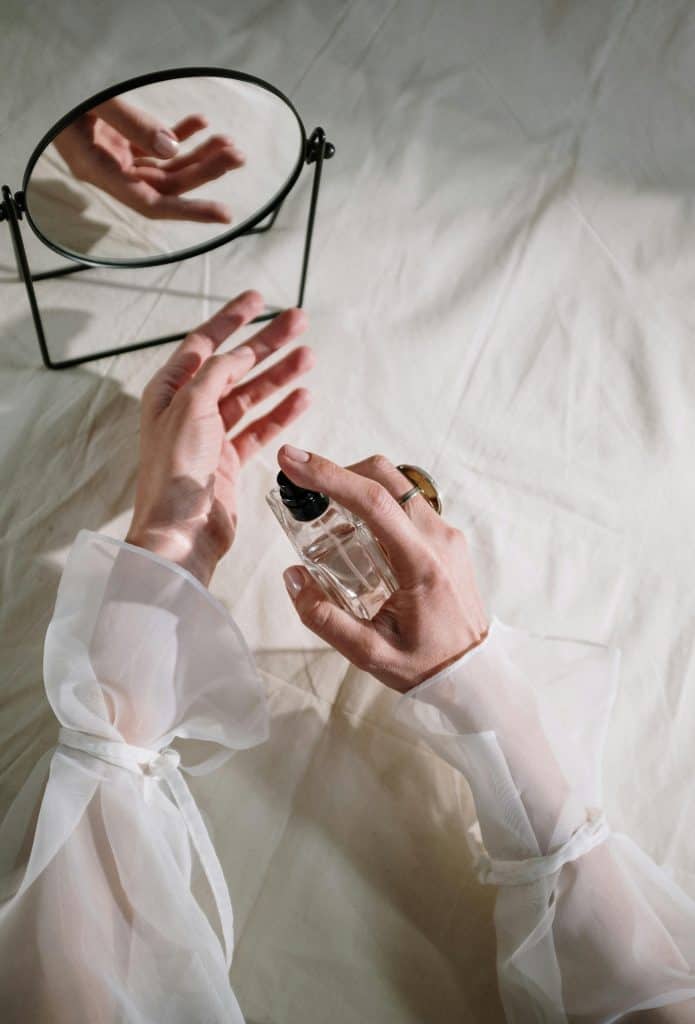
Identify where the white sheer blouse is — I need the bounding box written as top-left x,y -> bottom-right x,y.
401,620 -> 695,1022
0,531 -> 269,1023
0,530 -> 694,1023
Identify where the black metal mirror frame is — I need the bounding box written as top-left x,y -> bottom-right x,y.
0,65 -> 335,369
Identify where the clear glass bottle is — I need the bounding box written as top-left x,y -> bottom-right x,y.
267,471 -> 398,620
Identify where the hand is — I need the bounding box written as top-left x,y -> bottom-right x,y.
53,96 -> 243,223
126,291 -> 313,585
277,448 -> 489,692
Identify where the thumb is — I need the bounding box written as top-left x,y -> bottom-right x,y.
282,565 -> 378,668
93,96 -> 180,158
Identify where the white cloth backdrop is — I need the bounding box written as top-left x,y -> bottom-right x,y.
1,2 -> 694,1022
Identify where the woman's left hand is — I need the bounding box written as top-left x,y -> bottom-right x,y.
126,290 -> 313,585
277,448 -> 488,691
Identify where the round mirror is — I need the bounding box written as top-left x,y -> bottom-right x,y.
22,69 -> 306,267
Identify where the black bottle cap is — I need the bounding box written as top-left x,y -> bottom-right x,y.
276,471 -> 329,522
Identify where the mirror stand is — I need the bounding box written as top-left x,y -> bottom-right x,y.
1,127 -> 334,370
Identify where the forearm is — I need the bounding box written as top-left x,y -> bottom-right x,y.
404,619 -> 695,1023
1,531 -> 268,1024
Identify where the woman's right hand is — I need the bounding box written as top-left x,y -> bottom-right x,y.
277,447 -> 489,692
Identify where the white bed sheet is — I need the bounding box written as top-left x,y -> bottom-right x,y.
1,2 -> 694,1021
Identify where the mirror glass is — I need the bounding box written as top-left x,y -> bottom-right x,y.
23,74 -> 304,265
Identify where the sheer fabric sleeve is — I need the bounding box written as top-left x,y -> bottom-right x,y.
0,530 -> 269,1024
400,618 -> 695,1024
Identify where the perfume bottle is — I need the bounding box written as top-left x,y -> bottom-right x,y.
267,471 -> 398,620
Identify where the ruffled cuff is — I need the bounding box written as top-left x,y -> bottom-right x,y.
398,618 -> 695,1022
404,617 -> 619,862
0,530 -> 268,1024
43,529 -> 269,750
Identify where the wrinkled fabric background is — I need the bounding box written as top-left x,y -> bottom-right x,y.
1,2 -> 694,1022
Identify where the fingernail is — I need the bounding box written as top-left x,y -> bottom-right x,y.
154,130 -> 179,158
283,567 -> 304,599
232,344 -> 254,361
282,444 -> 310,463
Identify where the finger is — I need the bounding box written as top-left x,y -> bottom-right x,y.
167,290 -> 265,366
133,134 -> 242,173
171,113 -> 209,141
168,133 -> 243,171
178,347 -> 257,408
79,148 -> 170,216
198,305 -> 308,403
234,307 -> 309,369
283,565 -> 380,667
134,146 -> 243,194
276,448 -> 434,587
219,345 -> 314,430
347,455 -> 436,529
86,148 -> 231,222
141,193 -> 232,223
93,96 -> 180,159
129,115 -> 209,159
232,388 -> 311,464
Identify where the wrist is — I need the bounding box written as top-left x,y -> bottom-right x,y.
125,522 -> 216,586
402,624 -> 490,694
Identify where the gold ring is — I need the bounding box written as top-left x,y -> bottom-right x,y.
396,464 -> 443,515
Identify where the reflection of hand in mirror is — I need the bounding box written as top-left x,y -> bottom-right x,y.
52,96 -> 244,222
126,290 -> 313,585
